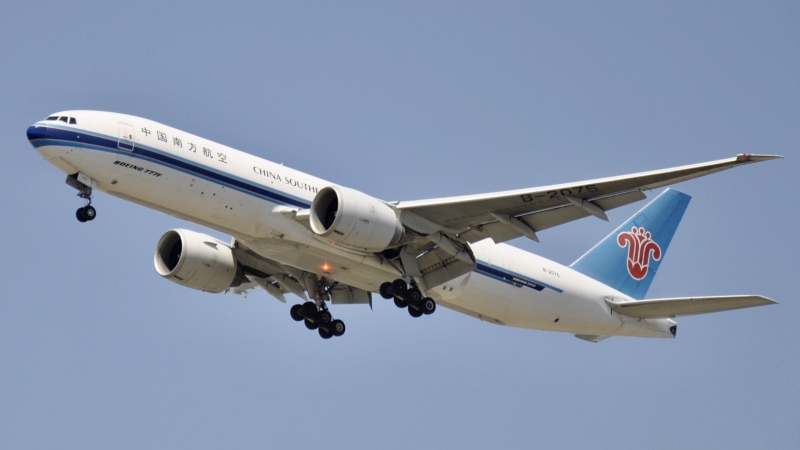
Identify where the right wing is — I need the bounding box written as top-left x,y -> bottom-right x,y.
605,295 -> 778,319
278,154 -> 781,293
395,154 -> 781,243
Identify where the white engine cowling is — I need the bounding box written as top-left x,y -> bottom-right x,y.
154,229 -> 244,293
310,186 -> 403,251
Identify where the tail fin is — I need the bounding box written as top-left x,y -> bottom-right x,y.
570,189 -> 691,299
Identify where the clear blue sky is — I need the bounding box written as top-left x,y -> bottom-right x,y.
1,2 -> 797,449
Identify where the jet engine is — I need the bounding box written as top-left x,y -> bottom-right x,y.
154,229 -> 244,293
310,186 -> 404,251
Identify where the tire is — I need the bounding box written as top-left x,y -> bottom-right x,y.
319,327 -> 333,339
304,318 -> 318,330
84,205 -> 96,221
394,297 -> 408,308
290,304 -> 304,321
301,301 -> 317,317
421,298 -> 437,315
76,207 -> 87,222
331,319 -> 346,337
408,288 -> 422,303
318,310 -> 332,325
379,282 -> 393,299
391,279 -> 407,297
408,306 -> 423,318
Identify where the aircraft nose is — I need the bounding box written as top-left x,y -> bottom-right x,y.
27,124 -> 48,143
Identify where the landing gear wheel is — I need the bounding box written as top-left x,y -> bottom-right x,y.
391,279 -> 407,297
421,297 -> 437,315
318,327 -> 333,339
304,318 -> 318,330
290,304 -> 304,321
76,205 -> 96,222
407,288 -> 423,303
408,305 -> 423,318
394,297 -> 408,308
379,282 -> 394,299
301,301 -> 317,318
331,319 -> 346,337
317,310 -> 332,325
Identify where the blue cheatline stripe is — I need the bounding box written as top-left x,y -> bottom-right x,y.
27,124 -> 311,209
476,262 -> 563,293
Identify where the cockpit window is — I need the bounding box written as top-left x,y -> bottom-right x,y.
44,115 -> 77,125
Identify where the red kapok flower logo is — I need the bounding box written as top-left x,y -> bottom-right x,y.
617,227 -> 662,281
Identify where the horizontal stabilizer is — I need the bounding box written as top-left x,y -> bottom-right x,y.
606,295 -> 777,319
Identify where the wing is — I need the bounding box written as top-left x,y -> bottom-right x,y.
395,154 -> 781,243
605,295 -> 777,319
229,240 -> 372,306
229,242 -> 308,302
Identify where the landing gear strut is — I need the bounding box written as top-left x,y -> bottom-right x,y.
379,279 -> 436,318
67,174 -> 96,223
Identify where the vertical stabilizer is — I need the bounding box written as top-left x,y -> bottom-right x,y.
570,189 -> 691,299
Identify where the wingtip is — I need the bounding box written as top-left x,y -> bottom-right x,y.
735,153 -> 783,162
749,295 -> 779,306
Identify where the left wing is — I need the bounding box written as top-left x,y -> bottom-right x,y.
395,154 -> 781,243
605,295 -> 778,319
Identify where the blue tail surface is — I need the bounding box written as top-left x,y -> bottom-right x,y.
570,189 -> 691,299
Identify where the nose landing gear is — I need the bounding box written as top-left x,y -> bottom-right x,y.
66,173 -> 97,222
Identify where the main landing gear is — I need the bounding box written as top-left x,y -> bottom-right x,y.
379,279 -> 437,318
289,301 -> 346,339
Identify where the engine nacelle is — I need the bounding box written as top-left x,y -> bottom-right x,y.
310,186 -> 404,251
154,229 -> 244,293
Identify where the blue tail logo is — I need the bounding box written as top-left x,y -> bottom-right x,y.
570,189 -> 691,299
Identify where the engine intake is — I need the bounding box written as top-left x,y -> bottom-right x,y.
310,186 -> 403,251
154,229 -> 244,293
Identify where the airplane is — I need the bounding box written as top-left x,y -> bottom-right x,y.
27,111 -> 780,341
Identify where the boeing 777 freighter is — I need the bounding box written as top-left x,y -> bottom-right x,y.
28,111 -> 779,341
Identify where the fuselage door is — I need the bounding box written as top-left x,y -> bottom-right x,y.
118,122 -> 135,151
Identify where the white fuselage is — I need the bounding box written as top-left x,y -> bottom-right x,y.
30,111 -> 675,339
